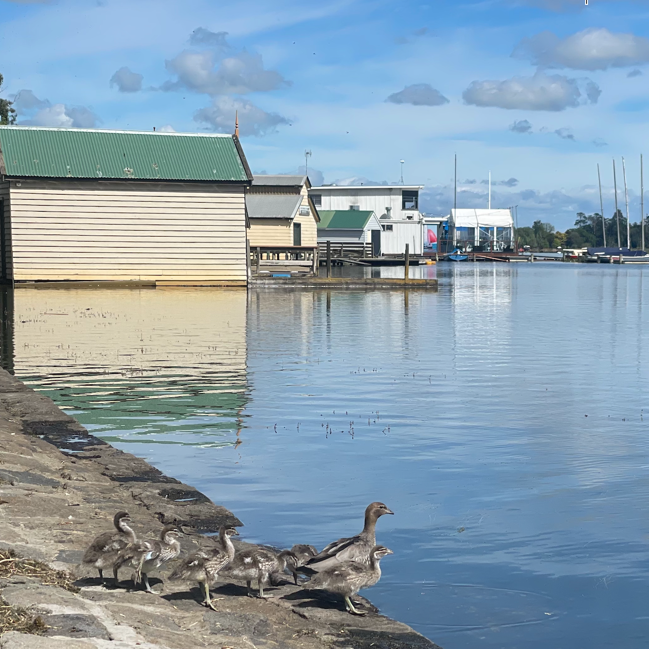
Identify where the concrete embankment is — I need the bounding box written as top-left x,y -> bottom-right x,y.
0,369 -> 440,649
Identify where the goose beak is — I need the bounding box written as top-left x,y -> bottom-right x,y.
384,508 -> 394,515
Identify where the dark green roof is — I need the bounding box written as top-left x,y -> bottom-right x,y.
318,210 -> 375,230
0,127 -> 251,182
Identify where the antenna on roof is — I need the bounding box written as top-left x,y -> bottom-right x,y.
305,150 -> 312,178
400,159 -> 405,185
235,111 -> 239,138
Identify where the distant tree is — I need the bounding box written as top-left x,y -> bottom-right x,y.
0,74 -> 16,125
553,231 -> 567,248
515,226 -> 537,248
532,220 -> 555,249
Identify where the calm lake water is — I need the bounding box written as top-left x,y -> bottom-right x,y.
6,263 -> 649,649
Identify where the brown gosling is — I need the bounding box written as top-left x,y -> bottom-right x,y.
303,502 -> 393,573
82,511 -> 136,583
169,526 -> 238,610
222,548 -> 299,597
113,524 -> 182,592
303,545 -> 393,615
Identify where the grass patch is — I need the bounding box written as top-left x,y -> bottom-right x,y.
0,549 -> 79,593
0,596 -> 47,636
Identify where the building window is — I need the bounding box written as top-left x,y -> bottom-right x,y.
349,205 -> 360,211
402,190 -> 418,210
311,194 -> 321,207
382,224 -> 393,231
299,206 -> 310,216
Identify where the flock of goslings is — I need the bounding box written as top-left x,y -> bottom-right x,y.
81,501 -> 393,616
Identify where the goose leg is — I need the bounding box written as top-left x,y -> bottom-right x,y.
143,573 -> 154,593
98,569 -> 104,581
246,580 -> 254,598
258,574 -> 272,599
201,582 -> 217,611
344,596 -> 365,616
112,566 -> 120,586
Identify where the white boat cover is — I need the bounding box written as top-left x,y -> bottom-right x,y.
450,209 -> 513,228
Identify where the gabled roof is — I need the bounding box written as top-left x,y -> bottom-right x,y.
246,193 -> 302,220
318,210 -> 377,230
253,174 -> 308,187
0,126 -> 252,182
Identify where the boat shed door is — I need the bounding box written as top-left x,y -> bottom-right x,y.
293,222 -> 302,246
371,229 -> 381,257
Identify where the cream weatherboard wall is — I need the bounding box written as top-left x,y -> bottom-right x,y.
7,180 -> 248,283
246,183 -> 317,248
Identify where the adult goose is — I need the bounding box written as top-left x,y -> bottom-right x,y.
302,502 -> 393,573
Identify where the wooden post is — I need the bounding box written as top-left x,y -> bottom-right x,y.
256,247 -> 261,275
404,243 -> 410,281
311,249 -> 318,276
326,240 -> 332,278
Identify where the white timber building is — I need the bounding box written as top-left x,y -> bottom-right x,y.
0,126 -> 252,285
310,184 -> 425,255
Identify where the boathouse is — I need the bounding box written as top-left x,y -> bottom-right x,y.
317,209 -> 383,257
0,126 -> 252,284
310,184 -> 425,255
447,208 -> 514,252
246,175 -> 319,275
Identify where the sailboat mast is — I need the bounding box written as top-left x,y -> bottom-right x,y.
642,154 -> 645,251
613,159 -> 621,248
622,157 -> 631,248
598,163 -> 606,247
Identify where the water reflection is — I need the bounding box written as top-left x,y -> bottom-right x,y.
11,288 -> 248,448
9,264 -> 649,649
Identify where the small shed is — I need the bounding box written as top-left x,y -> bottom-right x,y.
317,210 -> 382,257
246,175 -> 319,275
0,126 -> 252,285
449,208 -> 514,252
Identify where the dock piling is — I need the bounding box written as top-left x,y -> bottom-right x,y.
326,240 -> 332,278
256,247 -> 261,275
404,244 -> 410,281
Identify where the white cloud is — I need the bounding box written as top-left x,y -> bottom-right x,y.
513,28 -> 649,71
13,89 -> 48,112
110,66 -> 143,93
189,27 -> 230,51
158,124 -> 176,133
163,49 -> 288,95
510,119 -> 533,133
14,89 -> 99,128
385,84 -> 449,106
463,72 -> 600,111
555,127 -> 575,141
194,96 -> 288,136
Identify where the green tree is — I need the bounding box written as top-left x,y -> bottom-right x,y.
0,74 -> 16,126
515,226 -> 537,248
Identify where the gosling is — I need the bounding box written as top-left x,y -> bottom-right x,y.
303,545 -> 393,615
169,526 -> 238,610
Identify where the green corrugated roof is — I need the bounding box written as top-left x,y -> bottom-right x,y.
0,127 -> 251,182
317,210 -> 375,229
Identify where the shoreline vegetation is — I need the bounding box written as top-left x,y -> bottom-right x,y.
517,211 -> 648,250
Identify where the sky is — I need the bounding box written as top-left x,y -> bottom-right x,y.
2,0 -> 649,228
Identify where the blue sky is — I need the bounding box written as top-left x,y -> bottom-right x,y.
2,0 -> 649,228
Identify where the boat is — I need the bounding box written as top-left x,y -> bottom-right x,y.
447,248 -> 468,262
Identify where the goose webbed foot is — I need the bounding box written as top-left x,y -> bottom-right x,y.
201,582 -> 218,611
344,596 -> 366,616
246,581 -> 256,598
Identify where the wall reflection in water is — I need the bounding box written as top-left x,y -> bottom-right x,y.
10,288 -> 248,448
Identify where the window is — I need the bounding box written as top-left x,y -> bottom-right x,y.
293,222 -> 302,246
382,224 -> 393,231
299,206 -> 310,216
311,194 -> 322,207
402,190 -> 418,210
349,205 -> 360,211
